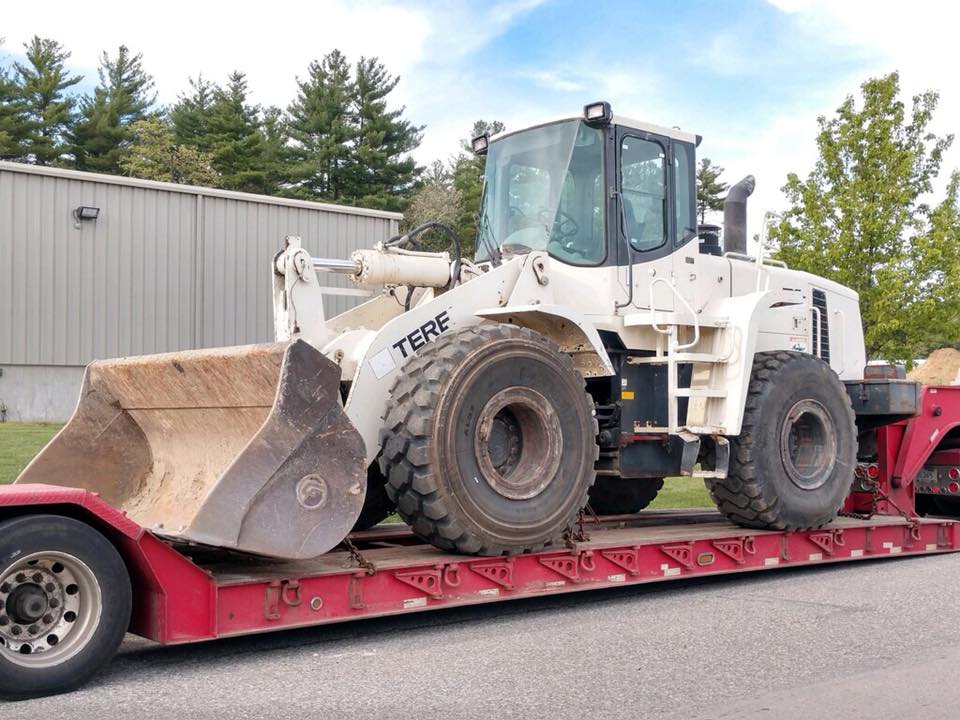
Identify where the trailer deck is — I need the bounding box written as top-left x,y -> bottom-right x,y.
176,510 -> 960,640
2,384 -> 959,697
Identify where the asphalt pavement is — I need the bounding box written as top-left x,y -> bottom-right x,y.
10,551 -> 960,719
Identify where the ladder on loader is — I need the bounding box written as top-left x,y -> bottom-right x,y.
623,278 -> 732,479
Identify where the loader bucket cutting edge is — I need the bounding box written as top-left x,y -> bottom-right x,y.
15,340 -> 366,560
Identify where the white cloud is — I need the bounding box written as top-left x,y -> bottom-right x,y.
749,1 -> 960,230
3,1 -> 432,109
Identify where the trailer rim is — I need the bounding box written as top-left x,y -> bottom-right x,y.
0,551 -> 102,669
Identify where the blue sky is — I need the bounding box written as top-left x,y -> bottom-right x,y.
3,0 -> 958,235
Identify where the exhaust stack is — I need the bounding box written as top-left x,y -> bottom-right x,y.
723,175 -> 756,255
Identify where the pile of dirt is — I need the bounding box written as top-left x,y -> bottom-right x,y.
908,348 -> 960,385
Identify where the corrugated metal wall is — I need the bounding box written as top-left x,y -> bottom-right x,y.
0,163 -> 400,366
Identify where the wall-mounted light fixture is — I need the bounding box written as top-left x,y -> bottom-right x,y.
72,205 -> 100,229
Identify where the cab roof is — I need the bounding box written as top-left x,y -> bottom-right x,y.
489,113 -> 699,146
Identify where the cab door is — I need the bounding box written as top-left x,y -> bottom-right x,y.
616,128 -> 676,311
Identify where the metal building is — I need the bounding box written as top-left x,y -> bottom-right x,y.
0,161 -> 401,421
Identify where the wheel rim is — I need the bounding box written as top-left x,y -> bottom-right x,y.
0,551 -> 102,668
779,399 -> 837,490
474,386 -> 563,500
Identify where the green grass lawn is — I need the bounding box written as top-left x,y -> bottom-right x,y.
0,422 -> 64,484
0,421 -> 713,509
649,476 -> 712,509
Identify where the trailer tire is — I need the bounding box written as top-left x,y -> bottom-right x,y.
708,351 -> 856,530
588,477 -> 663,515
351,465 -> 396,531
380,324 -> 598,555
0,514 -> 131,699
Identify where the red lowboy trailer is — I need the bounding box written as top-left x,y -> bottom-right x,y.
1,384 -> 959,698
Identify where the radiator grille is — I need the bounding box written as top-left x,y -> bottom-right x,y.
812,289 -> 830,362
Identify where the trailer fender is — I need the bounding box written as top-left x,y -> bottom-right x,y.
0,484 -> 215,643
474,303 -> 615,378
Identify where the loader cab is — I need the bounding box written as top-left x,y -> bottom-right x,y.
474,104 -> 699,270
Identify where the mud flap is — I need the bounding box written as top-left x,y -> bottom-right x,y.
16,340 -> 366,559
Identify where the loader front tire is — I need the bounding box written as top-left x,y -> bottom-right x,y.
588,477 -> 663,515
0,514 -> 131,699
380,324 -> 598,555
708,351 -> 856,530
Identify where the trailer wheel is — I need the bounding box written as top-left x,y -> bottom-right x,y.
380,324 -> 598,555
588,477 -> 663,515
0,514 -> 131,699
352,465 -> 396,531
708,351 -> 856,530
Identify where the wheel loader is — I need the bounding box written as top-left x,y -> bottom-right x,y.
18,101 -> 865,559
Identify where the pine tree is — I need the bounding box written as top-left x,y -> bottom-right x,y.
696,158 -> 728,224
0,61 -> 31,160
261,105 -> 289,193
451,119 -> 504,255
170,76 -> 216,153
13,36 -> 82,165
286,50 -> 355,201
72,45 -> 156,173
350,57 -> 423,210
202,72 -> 271,193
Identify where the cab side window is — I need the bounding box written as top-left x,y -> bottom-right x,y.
673,141 -> 696,245
620,137 -> 666,252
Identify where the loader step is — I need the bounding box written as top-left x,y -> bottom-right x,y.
628,352 -> 726,364
675,387 -> 727,398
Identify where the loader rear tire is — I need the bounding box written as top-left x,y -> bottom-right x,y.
588,477 -> 663,515
0,514 -> 131,699
380,324 -> 598,555
707,351 -> 856,530
351,465 -> 396,531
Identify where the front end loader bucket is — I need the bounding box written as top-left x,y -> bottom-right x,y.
16,340 -> 366,560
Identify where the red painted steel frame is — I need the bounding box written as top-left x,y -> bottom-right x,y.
845,386 -> 960,515
1,486 -> 959,645
1,385 -> 959,646
210,517 -> 958,640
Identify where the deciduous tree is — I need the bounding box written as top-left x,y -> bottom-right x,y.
773,72 -> 956,361
120,118 -> 219,186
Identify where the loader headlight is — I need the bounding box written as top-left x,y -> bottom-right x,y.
471,133 -> 489,155
583,101 -> 612,126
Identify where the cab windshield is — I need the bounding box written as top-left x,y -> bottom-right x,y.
476,120 -> 605,265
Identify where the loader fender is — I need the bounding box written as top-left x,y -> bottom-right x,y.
344,259 -> 524,466
709,289 -> 806,436
474,304 -> 615,378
